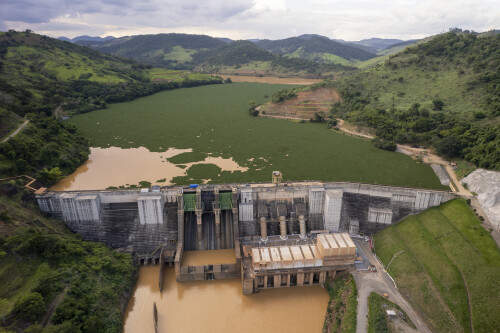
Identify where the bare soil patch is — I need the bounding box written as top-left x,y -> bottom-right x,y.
220,75 -> 322,85
261,88 -> 342,119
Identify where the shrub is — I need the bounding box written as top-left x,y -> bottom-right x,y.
14,292 -> 46,322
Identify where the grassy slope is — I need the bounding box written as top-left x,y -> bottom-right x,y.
374,199 -> 500,333
1,33 -> 146,88
68,83 -> 445,189
286,48 -> 354,67
0,191 -> 137,333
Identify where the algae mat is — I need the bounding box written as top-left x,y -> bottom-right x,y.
68,82 -> 445,189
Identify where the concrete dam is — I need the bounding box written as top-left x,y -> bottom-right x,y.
37,180 -> 455,294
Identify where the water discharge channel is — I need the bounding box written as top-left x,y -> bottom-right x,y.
124,264 -> 329,333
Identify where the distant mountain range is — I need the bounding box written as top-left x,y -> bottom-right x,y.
58,33 -> 418,70
58,35 -> 115,43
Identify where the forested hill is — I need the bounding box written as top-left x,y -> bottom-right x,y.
332,32 -> 500,170
255,35 -> 377,63
87,33 -> 356,74
191,40 -> 355,77
92,33 -> 226,68
0,31 -> 222,184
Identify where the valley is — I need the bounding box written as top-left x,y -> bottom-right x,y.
0,28 -> 499,333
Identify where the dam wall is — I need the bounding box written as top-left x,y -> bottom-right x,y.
37,181 -> 455,258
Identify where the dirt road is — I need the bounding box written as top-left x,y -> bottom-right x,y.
335,119 -> 471,196
353,239 -> 430,333
1,120 -> 29,142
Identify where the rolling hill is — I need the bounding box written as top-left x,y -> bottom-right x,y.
255,35 -> 377,64
88,33 -> 356,77
331,31 -> 500,170
92,33 -> 226,68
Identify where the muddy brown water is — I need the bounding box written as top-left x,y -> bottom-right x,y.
124,265 -> 329,333
51,147 -> 248,191
218,75 -> 322,85
182,249 -> 236,266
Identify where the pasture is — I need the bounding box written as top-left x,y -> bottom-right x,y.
68,82 -> 445,189
374,199 -> 500,333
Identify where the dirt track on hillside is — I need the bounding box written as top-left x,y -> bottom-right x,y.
335,119 -> 471,196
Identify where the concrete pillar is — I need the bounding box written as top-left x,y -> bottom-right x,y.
214,208 -> 221,249
259,216 -> 267,241
319,271 -> 327,286
299,215 -> 306,239
196,209 -> 202,241
297,273 -> 304,286
264,275 -> 268,289
286,274 -> 291,287
279,216 -> 287,240
274,275 -> 281,288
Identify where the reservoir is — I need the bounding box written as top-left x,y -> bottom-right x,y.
123,265 -> 329,333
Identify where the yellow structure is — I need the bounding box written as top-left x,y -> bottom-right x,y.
272,171 -> 283,184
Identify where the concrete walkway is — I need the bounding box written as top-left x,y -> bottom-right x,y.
353,239 -> 430,333
1,120 -> 29,142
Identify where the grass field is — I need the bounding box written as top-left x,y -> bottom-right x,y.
68,83 -> 445,189
374,199 -> 500,333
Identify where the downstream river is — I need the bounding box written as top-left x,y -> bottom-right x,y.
124,264 -> 329,332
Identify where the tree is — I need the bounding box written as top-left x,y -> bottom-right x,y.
14,292 -> 46,322
435,135 -> 461,156
432,98 -> 444,111
43,167 -> 63,183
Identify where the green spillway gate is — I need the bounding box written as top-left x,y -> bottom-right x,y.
219,192 -> 233,210
183,193 -> 196,211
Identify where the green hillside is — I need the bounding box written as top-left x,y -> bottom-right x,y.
191,40 -> 354,77
0,31 -> 223,183
89,33 -> 356,77
0,192 -> 137,333
374,199 -> 500,333
331,32 -> 500,170
255,35 -> 377,63
93,33 -> 226,68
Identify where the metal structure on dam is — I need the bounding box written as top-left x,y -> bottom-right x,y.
37,180 -> 455,294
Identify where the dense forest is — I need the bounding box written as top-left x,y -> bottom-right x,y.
0,191 -> 137,333
331,32 -> 500,170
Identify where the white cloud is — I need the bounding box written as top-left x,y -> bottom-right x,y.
0,0 -> 498,40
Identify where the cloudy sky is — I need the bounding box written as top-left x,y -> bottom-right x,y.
0,0 -> 498,41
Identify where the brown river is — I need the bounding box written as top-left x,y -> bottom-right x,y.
124,266 -> 329,333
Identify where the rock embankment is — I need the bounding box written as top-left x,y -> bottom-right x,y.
462,169 -> 500,229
